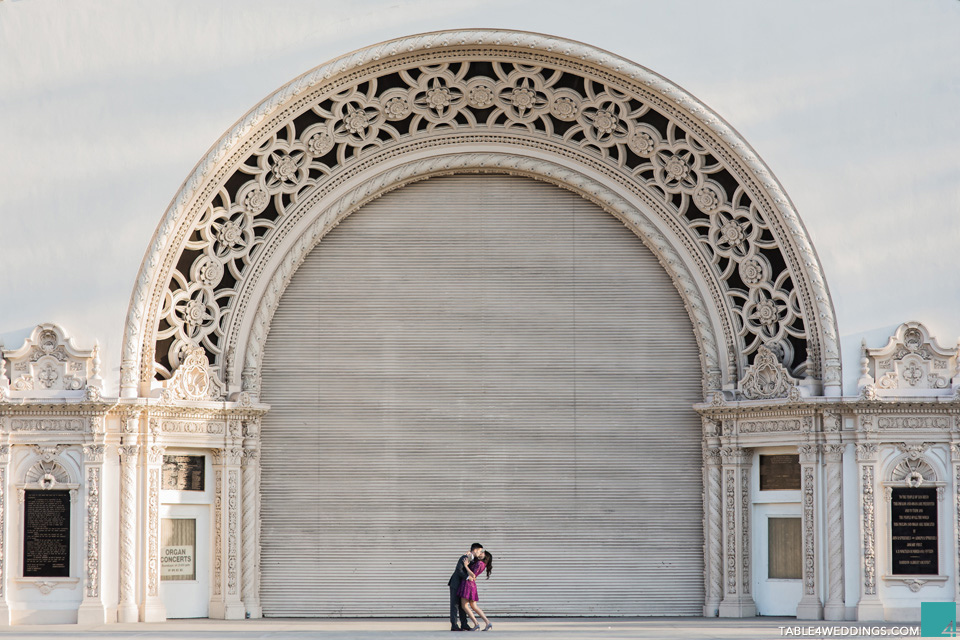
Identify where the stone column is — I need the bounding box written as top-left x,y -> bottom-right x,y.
210,445 -> 245,619
0,441 -> 10,626
718,446 -> 756,617
117,443 -> 140,622
951,443 -> 960,616
823,443 -> 846,620
119,357 -> 138,399
855,440 -> 883,620
796,444 -> 823,619
241,417 -> 262,618
702,439 -> 723,616
77,443 -> 107,624
140,444 -> 166,622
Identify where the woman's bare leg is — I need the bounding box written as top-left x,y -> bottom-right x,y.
471,602 -> 491,626
460,598 -> 479,628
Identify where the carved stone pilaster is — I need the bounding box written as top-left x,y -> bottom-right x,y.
140,445 -> 166,622
241,446 -> 262,618
77,444 -> 107,624
796,445 -> 823,619
702,446 -> 722,616
951,444 -> 960,611
822,444 -> 845,620
210,447 -> 244,619
0,444 -> 10,625
718,447 -> 756,617
855,441 -> 883,619
117,445 -> 140,622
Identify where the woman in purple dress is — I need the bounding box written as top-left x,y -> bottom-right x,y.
457,550 -> 494,631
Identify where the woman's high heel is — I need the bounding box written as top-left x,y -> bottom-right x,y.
483,622 -> 493,631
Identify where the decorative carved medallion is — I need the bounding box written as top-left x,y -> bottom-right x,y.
737,345 -> 798,400
160,345 -> 226,401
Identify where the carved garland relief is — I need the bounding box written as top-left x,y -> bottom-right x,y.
862,464 -> 876,596
85,466 -> 100,598
802,466 -> 815,596
124,31 -> 840,398
725,468 -> 737,595
213,469 -> 222,597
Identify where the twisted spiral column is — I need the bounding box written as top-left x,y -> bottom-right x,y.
703,447 -> 723,616
118,445 -> 139,622
241,447 -> 261,618
823,444 -> 845,620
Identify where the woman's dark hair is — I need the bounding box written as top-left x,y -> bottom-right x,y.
482,551 -> 493,579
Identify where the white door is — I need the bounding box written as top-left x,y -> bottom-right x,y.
754,504 -> 803,615
159,504 -> 210,618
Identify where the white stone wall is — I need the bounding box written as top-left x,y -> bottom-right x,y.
1,0 -> 958,395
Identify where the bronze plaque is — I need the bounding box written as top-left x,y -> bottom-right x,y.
23,490 -> 71,578
759,454 -> 801,491
162,455 -> 205,491
891,487 -> 938,575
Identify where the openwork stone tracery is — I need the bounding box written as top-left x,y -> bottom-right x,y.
123,30 -> 840,401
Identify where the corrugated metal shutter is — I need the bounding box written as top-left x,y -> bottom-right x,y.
260,174 -> 704,617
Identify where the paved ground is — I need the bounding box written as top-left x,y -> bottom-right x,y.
0,617 -> 920,640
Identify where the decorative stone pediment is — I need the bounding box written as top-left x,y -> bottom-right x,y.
858,322 -> 959,396
157,345 -> 226,402
0,323 -> 103,398
737,345 -> 799,400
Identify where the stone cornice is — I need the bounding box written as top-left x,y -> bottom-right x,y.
697,396 -> 960,419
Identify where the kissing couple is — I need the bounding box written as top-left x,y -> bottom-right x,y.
447,542 -> 494,631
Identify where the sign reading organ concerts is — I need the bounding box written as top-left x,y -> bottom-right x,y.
161,545 -> 195,580
891,487 -> 938,575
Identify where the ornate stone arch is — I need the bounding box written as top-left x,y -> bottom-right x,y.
121,29 -> 841,400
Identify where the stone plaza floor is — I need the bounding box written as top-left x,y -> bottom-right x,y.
0,617 -> 920,640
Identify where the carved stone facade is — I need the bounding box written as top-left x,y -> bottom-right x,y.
1,324 -> 103,399
120,31 -> 841,403
858,322 -> 960,398
0,29 -> 957,626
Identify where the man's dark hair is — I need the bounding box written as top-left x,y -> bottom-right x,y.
471,542 -> 483,551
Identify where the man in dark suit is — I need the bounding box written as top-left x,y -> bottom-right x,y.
448,542 -> 484,631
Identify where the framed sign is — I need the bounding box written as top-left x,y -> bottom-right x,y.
162,455 -> 205,492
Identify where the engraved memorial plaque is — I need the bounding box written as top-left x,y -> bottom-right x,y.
162,455 -> 205,491
23,490 -> 71,578
891,487 -> 938,575
759,454 -> 801,491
